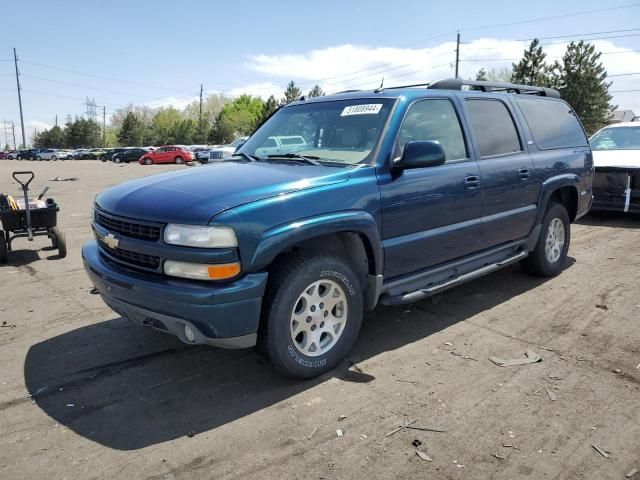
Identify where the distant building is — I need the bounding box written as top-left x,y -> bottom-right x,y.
609,110 -> 637,124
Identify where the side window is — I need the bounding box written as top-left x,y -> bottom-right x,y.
397,99 -> 468,162
466,99 -> 522,157
516,97 -> 588,149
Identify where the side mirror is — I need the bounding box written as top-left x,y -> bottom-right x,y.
394,141 -> 446,170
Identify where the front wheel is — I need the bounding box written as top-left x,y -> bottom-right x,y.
0,231 -> 7,263
521,202 -> 570,277
258,252 -> 364,379
114,157 -> 121,163
144,158 -> 153,165
175,156 -> 183,164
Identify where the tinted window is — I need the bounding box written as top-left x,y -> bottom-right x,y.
397,99 -> 467,161
516,97 -> 587,149
262,138 -> 278,148
466,99 -> 522,157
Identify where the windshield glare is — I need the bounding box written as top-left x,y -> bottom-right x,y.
237,98 -> 395,165
590,126 -> 640,150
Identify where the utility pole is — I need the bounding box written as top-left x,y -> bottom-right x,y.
455,32 -> 460,79
13,48 -> 26,148
55,114 -> 58,127
199,84 -> 203,142
102,106 -> 106,147
12,121 -> 16,150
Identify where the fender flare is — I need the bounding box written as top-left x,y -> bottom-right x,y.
535,174 -> 580,224
250,211 -> 383,275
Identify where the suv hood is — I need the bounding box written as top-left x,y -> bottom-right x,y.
593,150 -> 640,169
96,161 -> 351,225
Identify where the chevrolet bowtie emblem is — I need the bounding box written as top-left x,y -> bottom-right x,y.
104,233 -> 119,249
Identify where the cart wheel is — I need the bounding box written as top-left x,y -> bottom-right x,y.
51,227 -> 67,258
0,231 -> 7,264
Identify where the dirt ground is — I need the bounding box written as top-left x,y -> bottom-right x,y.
0,159 -> 638,480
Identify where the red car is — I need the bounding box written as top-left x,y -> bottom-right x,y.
139,146 -> 193,165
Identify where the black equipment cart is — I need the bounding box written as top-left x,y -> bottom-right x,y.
0,171 -> 66,263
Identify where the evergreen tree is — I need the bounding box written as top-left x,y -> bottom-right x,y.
308,85 -> 324,97
261,95 -> 279,123
558,41 -> 615,134
117,112 -> 143,146
511,39 -> 559,87
475,69 -> 488,81
282,81 -> 302,105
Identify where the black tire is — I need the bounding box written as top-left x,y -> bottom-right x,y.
51,227 -> 67,258
17,155 -> 22,160
144,158 -> 153,165
51,156 -> 57,161
258,251 -> 364,379
0,231 -> 7,264
521,202 -> 570,277
114,157 -> 121,163
175,156 -> 183,164
36,156 -> 42,161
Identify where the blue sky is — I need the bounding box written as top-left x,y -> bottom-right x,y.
1,0 -> 639,145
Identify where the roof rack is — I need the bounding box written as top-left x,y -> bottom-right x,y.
428,78 -> 560,98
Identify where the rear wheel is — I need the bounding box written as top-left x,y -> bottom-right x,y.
0,231 -> 7,263
51,227 -> 67,258
114,157 -> 121,163
175,156 -> 184,164
521,202 -> 570,277
258,251 -> 364,379
36,156 -> 42,161
51,156 -> 57,161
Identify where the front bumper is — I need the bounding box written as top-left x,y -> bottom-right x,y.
82,241 -> 267,349
592,168 -> 640,213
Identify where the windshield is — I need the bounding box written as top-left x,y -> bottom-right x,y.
590,126 -> 640,150
237,98 -> 395,165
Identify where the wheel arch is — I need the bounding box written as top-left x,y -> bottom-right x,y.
250,212 -> 383,278
537,174 -> 580,223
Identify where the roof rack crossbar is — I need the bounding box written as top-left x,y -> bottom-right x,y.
427,78 -> 560,98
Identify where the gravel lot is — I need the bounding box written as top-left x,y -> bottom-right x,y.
0,160 -> 639,480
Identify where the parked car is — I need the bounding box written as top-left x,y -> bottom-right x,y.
206,137 -> 248,161
36,149 -> 62,161
112,148 -> 148,163
254,135 -> 308,157
83,78 -> 592,379
589,121 -> 640,213
72,149 -> 89,159
16,149 -> 41,160
5,150 -> 18,160
139,146 -> 193,165
0,152 -> 7,159
100,148 -> 127,162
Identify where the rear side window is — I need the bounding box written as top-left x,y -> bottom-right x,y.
516,97 -> 588,149
466,99 -> 522,157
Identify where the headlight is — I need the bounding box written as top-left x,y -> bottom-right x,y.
164,224 -> 237,248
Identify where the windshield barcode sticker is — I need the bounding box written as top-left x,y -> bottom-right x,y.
341,104 -> 383,116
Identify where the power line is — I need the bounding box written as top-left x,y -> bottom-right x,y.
19,59 -> 190,92
610,89 -> 640,92
458,2 -> 640,33
608,72 -> 640,77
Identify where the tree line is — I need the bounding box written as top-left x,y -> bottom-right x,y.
33,38 -> 615,149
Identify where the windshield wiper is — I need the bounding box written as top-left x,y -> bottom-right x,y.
230,152 -> 260,162
266,153 -> 322,165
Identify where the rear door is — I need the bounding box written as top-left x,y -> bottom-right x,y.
380,97 -> 483,278
463,98 -> 539,248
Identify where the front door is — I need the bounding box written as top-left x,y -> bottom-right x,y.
379,98 -> 483,279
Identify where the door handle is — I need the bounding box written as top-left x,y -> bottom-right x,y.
519,168 -> 531,179
464,175 -> 480,190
